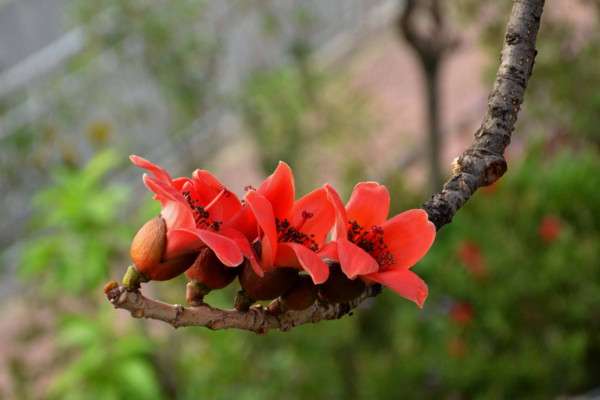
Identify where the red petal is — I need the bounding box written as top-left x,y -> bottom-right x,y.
130,155 -> 173,184
337,239 -> 379,279
165,228 -> 243,266
192,170 -> 223,206
346,182 -> 390,228
244,190 -> 278,269
275,243 -> 329,284
172,177 -> 192,192
164,229 -> 204,259
324,184 -> 348,241
380,209 -> 436,271
317,241 -> 339,263
143,174 -> 183,202
257,161 -> 294,221
222,205 -> 258,242
219,228 -> 263,276
143,175 -> 195,231
364,269 -> 428,308
292,187 -> 335,247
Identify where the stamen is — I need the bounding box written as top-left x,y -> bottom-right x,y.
275,215 -> 319,251
181,190 -> 222,232
347,220 -> 396,270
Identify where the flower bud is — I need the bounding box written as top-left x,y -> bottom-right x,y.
318,263 -> 366,303
186,248 -> 239,290
238,261 -> 299,301
279,275 -> 318,311
130,215 -> 197,281
130,215 -> 167,271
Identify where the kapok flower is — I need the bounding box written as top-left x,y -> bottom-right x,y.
322,182 -> 436,307
242,162 -> 335,284
129,156 -> 260,280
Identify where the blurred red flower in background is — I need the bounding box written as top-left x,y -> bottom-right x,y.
538,214 -> 562,244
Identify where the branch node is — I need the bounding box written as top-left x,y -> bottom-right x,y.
131,308 -> 144,318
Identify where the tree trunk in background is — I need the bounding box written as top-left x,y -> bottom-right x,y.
397,0 -> 458,194
424,60 -> 442,193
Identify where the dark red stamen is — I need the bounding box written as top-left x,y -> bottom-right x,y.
347,220 -> 396,268
182,190 -> 221,232
275,213 -> 319,251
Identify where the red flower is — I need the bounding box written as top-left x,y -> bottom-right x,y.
130,156 -> 259,274
449,301 -> 474,325
243,162 -> 335,284
456,241 -> 488,280
538,214 -> 562,244
322,182 -> 436,307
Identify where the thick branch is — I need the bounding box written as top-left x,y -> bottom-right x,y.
106,284 -> 382,334
422,0 -> 545,230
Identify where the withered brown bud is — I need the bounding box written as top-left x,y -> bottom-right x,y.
318,263 -> 366,303
130,215 -> 166,270
185,248 -> 239,291
238,261 -> 299,301
280,275 -> 318,311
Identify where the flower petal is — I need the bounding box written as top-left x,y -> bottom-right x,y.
364,269 -> 428,308
275,242 -> 329,284
257,161 -> 295,221
324,184 -> 348,241
292,187 -> 335,247
222,205 -> 258,242
130,155 -> 173,184
244,190 -> 278,269
164,229 -> 205,259
380,209 -> 436,271
337,238 -> 380,279
166,228 -> 243,266
143,175 -> 196,231
346,182 -> 390,228
192,170 -> 225,206
219,228 -> 263,276
317,241 -> 339,263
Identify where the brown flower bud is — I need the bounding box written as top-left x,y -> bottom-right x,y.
130,215 -> 167,269
238,261 -> 299,301
129,215 -> 197,281
279,275 -> 318,311
185,248 -> 239,291
318,263 -> 366,303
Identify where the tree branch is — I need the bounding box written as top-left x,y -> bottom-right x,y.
105,283 -> 382,334
106,0 -> 545,331
422,0 -> 545,230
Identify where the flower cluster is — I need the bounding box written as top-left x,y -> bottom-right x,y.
127,156 -> 436,310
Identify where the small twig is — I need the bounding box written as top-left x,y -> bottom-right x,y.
106,284 -> 382,334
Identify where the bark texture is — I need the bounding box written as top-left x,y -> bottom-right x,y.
422,0 -> 545,230
106,283 -> 381,333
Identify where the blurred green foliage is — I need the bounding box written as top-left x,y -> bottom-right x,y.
20,150 -> 131,295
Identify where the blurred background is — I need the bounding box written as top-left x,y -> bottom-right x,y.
1,0 -> 599,399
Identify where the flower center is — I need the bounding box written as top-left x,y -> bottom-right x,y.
275,211 -> 319,251
182,190 -> 224,231
347,221 -> 396,267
